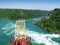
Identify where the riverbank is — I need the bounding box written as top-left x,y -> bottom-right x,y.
35,8 -> 60,34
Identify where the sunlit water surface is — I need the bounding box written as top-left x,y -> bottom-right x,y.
0,19 -> 60,45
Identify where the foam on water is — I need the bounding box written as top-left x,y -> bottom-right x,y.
3,28 -> 60,45
18,29 -> 60,45
1,22 -> 15,36
1,20 -> 60,45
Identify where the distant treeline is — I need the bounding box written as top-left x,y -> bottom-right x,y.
0,9 -> 49,20
35,8 -> 60,34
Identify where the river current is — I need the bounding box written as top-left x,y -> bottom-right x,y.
0,19 -> 60,45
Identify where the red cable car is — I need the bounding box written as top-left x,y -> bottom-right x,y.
10,35 -> 31,45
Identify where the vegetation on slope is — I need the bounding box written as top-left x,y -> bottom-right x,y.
39,43 -> 45,45
0,9 -> 49,20
35,8 -> 60,34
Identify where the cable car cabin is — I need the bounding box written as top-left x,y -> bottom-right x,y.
10,35 -> 31,45
14,35 -> 30,45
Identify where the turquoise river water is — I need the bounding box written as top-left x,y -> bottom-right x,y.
0,18 -> 60,45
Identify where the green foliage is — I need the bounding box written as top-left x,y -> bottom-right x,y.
0,9 -> 49,20
39,43 -> 45,45
35,8 -> 60,34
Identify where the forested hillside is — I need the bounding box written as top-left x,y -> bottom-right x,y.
35,8 -> 60,34
0,9 -> 49,20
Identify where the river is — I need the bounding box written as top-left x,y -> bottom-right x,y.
0,19 -> 60,45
